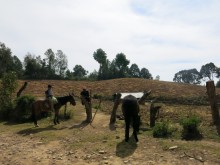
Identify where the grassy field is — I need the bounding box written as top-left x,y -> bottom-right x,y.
1,78 -> 220,164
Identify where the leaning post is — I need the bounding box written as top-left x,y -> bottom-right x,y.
206,80 -> 220,125
109,93 -> 122,125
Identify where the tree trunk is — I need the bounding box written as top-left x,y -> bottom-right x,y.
17,82 -> 28,97
206,81 -> 220,125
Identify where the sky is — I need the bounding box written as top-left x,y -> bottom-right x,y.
1,0 -> 220,82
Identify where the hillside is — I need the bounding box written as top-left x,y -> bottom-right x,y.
17,78 -> 219,99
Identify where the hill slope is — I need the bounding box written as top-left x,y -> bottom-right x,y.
17,78 -> 219,99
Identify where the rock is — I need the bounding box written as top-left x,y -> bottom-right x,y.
104,160 -> 109,164
169,146 -> 178,150
99,150 -> 105,154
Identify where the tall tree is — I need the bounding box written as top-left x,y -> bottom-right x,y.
93,48 -> 107,80
55,50 -> 68,78
173,68 -> 202,84
44,49 -> 56,76
200,62 -> 218,80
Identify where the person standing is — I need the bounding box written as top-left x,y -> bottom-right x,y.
80,88 -> 92,122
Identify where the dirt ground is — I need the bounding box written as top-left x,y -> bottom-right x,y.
1,108 -> 220,165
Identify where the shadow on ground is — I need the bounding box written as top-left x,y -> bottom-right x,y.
116,135 -> 138,158
69,120 -> 90,129
17,125 -> 66,136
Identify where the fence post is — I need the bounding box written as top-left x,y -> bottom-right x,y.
206,80 -> 220,125
109,93 -> 121,125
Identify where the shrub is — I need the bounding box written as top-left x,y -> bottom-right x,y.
0,72 -> 18,120
153,120 -> 172,138
180,115 -> 203,140
11,95 -> 35,122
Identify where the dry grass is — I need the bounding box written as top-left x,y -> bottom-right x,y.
17,78 -> 220,99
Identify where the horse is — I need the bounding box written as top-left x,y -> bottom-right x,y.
31,94 -> 76,127
122,94 -> 140,142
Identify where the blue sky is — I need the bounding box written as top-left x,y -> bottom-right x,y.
1,0 -> 220,82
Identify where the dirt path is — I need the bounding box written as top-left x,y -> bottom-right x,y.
1,111 -> 220,165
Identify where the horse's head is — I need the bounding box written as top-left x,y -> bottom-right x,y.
69,93 -> 76,106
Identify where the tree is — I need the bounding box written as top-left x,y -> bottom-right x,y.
129,63 -> 140,78
23,53 -> 42,79
155,75 -> 160,80
55,50 -> 68,78
88,70 -> 98,80
140,68 -> 153,79
200,62 -> 218,81
73,65 -> 88,78
11,56 -> 23,78
93,48 -> 107,80
44,49 -> 56,76
114,53 -> 130,78
173,68 -> 202,84
0,42 -> 13,78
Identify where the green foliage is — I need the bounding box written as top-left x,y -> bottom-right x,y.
12,95 -> 35,122
0,72 -> 18,119
216,80 -> 220,88
180,115 -> 202,140
173,68 -> 202,84
200,62 -> 218,80
153,120 -> 173,138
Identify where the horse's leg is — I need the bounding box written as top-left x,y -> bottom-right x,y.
133,116 -> 139,142
125,117 -> 130,142
56,109 -> 60,124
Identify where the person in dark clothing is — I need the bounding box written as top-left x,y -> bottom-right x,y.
80,88 -> 90,104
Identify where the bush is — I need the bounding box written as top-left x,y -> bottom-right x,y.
180,115 -> 203,140
11,95 -> 35,122
153,120 -> 173,138
0,72 -> 18,120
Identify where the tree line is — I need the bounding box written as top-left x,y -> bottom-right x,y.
0,42 -> 152,80
0,41 -> 220,86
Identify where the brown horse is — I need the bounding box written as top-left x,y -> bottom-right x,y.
32,94 -> 76,127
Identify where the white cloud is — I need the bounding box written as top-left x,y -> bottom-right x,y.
0,0 -> 220,82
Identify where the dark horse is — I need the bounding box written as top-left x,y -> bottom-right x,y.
32,94 -> 76,127
122,95 -> 140,142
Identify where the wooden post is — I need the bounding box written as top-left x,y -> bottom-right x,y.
206,80 -> 220,125
149,101 -> 161,127
17,82 -> 28,97
138,90 -> 151,105
109,93 -> 121,124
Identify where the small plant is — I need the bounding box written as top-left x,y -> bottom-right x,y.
180,115 -> 202,140
153,120 -> 173,138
